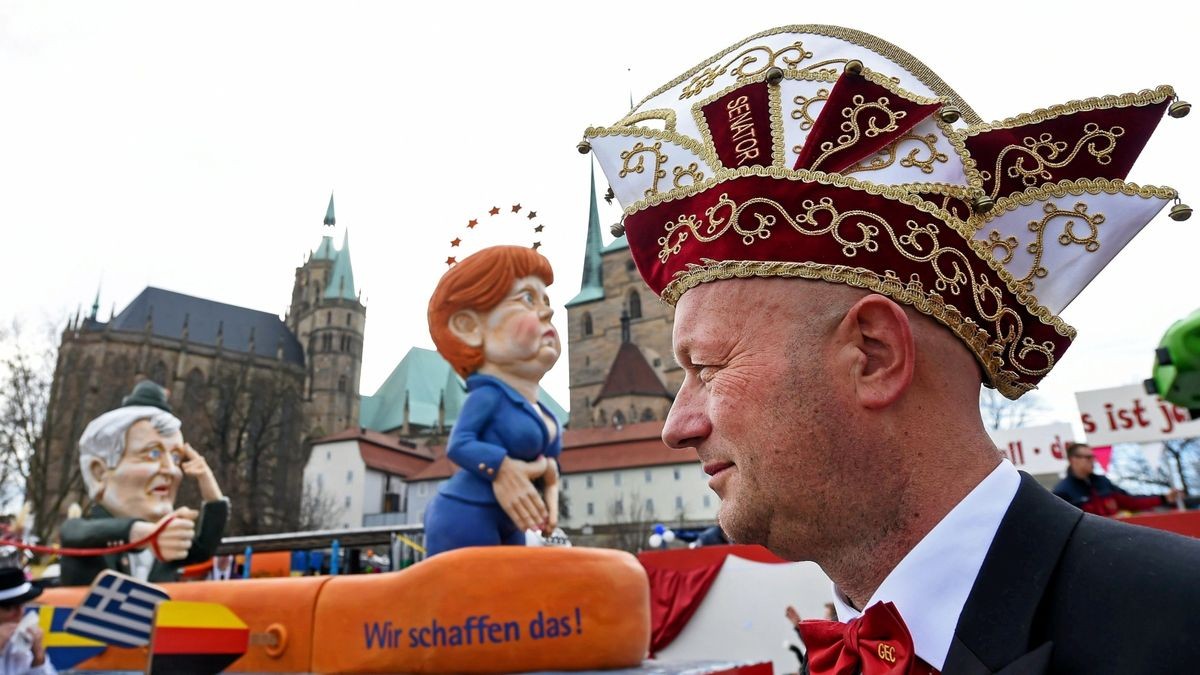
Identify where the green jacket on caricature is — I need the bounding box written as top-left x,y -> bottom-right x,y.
59,499 -> 229,587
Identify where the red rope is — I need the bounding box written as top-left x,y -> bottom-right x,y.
0,515 -> 177,560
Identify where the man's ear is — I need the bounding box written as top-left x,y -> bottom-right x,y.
836,294 -> 915,409
86,457 -> 110,502
448,310 -> 484,348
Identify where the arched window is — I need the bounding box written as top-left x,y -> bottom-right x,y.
326,311 -> 332,326
582,312 -> 593,336
627,291 -> 642,319
612,410 -> 626,427
338,375 -> 347,393
641,407 -> 655,422
346,313 -> 352,326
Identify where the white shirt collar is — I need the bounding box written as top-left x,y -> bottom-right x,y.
831,460 -> 1020,670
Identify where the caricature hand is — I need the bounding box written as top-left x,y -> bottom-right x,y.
492,457 -> 549,532
180,443 -> 223,502
130,507 -> 198,561
541,460 -> 560,537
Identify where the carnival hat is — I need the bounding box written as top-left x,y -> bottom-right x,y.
579,25 -> 1190,399
0,567 -> 42,606
121,380 -> 172,413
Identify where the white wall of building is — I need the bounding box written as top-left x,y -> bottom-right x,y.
303,439 -> 365,529
400,462 -> 717,530
405,478 -> 447,525
560,463 -> 717,528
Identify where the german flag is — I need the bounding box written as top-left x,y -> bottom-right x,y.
148,601 -> 249,674
26,605 -> 106,670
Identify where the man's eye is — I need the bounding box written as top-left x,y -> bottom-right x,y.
147,449 -> 162,461
520,291 -> 534,304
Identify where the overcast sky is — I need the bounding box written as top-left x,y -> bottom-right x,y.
3,0 -> 1197,431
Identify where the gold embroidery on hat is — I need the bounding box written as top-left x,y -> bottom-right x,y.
616,108 -> 680,133
809,95 -> 907,172
1015,202 -> 1104,291
637,25 -> 982,124
621,141 -> 669,198
980,123 -> 1125,199
680,41 -> 814,100
984,230 -> 1018,264
844,132 -> 948,175
791,88 -> 831,156
584,124 -> 721,172
672,164 -> 706,189
966,178 -> 1178,231
959,85 -> 1176,138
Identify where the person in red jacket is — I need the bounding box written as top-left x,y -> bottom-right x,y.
1051,443 -> 1178,516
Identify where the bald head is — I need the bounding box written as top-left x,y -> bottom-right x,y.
665,276 -> 996,557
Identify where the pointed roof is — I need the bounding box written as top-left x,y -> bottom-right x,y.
324,231 -> 357,300
96,287 -> 304,364
567,164 -> 606,307
313,235 -> 336,260
595,342 -> 672,402
324,192 -> 336,227
602,234 -> 629,253
90,284 -> 101,320
359,347 -> 568,433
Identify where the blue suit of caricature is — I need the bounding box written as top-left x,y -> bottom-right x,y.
423,373 -> 562,556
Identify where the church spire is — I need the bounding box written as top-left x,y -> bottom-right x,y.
566,163 -> 606,307
324,230 -> 358,300
89,284 -> 101,321
324,191 -> 336,227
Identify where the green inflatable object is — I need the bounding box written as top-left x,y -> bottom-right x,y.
1146,307 -> 1200,420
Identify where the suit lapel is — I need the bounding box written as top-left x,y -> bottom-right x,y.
944,473 -> 1081,674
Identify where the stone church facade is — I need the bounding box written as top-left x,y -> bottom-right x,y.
565,168 -> 682,429
31,195 -> 364,536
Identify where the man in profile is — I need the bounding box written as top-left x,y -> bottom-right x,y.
1053,442 -> 1178,516
581,24 -> 1199,673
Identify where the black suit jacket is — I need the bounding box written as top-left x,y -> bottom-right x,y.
60,499 -> 229,587
944,473 -> 1200,674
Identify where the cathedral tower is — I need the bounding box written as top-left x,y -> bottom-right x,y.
288,193 -> 366,436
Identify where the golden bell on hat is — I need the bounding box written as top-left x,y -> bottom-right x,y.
1168,99 -> 1191,118
1170,202 -> 1192,221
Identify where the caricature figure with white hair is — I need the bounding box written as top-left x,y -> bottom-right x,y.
60,381 -> 228,586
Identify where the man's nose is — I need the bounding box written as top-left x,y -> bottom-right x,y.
662,381 -> 712,450
539,305 -> 554,321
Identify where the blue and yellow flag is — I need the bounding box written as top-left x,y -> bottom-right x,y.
24,605 -> 107,671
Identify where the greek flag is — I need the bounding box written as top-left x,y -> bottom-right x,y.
64,570 -> 171,647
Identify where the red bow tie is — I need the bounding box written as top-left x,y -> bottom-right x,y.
796,601 -> 935,675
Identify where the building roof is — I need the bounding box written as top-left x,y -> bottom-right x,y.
595,342 -> 672,402
313,235 -> 336,261
312,428 -> 435,478
409,420 -> 696,481
358,347 -> 569,433
91,286 -> 304,364
324,231 -> 357,300
602,234 -> 629,253
567,165 -> 606,308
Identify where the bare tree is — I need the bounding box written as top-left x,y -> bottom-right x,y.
979,387 -> 1048,431
1115,439 -> 1200,498
0,322 -> 55,518
602,490 -> 653,554
185,359 -> 306,535
296,483 -> 344,531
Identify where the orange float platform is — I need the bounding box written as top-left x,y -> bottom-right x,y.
39,546 -> 651,673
